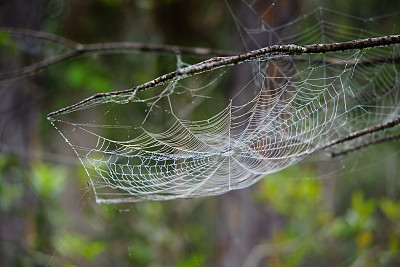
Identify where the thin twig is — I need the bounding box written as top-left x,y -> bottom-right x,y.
47,34 -> 400,118
1,49 -> 80,80
304,35 -> 400,52
0,27 -> 78,48
0,27 -> 237,80
2,27 -> 399,81
331,133 -> 400,157
320,116 -> 400,151
289,54 -> 400,66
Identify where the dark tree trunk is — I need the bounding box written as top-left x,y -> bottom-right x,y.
0,0 -> 45,265
216,1 -> 299,266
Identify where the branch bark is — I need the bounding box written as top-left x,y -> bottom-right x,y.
47,34 -> 400,118
290,54 -> 400,66
321,116 -> 400,151
331,133 -> 400,157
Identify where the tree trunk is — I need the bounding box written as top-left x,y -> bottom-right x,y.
0,0 -> 44,265
216,1 -> 299,266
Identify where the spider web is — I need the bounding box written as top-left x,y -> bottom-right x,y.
48,4 -> 400,203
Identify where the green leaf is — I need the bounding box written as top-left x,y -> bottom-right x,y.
177,253 -> 205,267
81,241 -> 106,261
128,239 -> 154,264
0,32 -> 17,55
55,233 -> 105,262
380,199 -> 400,220
351,191 -> 376,219
0,181 -> 23,211
31,163 -> 66,199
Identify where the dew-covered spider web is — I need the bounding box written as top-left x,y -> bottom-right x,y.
48,3 -> 400,203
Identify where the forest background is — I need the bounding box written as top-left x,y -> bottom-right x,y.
1,0 -> 400,266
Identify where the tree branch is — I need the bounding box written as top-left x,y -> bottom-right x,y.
320,116 -> 400,151
289,54 -> 400,66
47,34 -> 400,118
0,27 -> 237,80
330,133 -> 400,157
2,27 -> 399,81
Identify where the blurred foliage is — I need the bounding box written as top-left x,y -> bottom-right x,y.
1,0 -> 400,266
0,32 -> 17,56
254,163 -> 400,266
31,162 -> 66,199
2,148 -> 399,266
0,155 -> 23,211
65,61 -> 112,93
54,233 -> 105,263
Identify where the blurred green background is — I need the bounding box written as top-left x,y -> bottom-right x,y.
1,0 -> 400,266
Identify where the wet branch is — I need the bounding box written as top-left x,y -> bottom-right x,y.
331,133 -> 400,157
47,34 -> 400,118
289,54 -> 400,66
320,116 -> 400,151
12,27 -> 396,153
